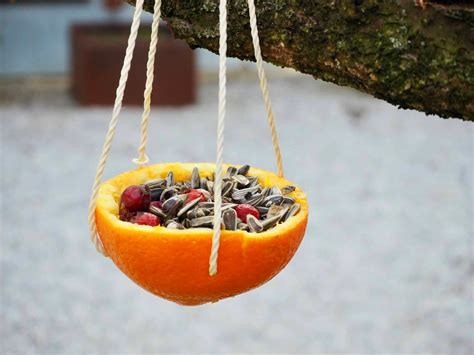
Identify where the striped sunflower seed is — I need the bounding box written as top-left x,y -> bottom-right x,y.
149,205 -> 167,219
166,171 -> 174,187
232,174 -> 249,187
261,214 -> 282,231
191,167 -> 200,189
237,164 -> 250,176
177,197 -> 201,218
282,203 -> 301,222
189,216 -> 214,228
225,166 -> 238,178
281,185 -> 296,195
247,215 -> 263,233
222,209 -> 237,230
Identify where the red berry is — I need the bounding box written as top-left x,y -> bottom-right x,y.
186,189 -> 207,203
119,205 -> 134,221
235,204 -> 260,221
131,212 -> 159,226
120,185 -> 151,212
150,200 -> 163,209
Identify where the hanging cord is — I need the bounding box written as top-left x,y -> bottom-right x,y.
209,0 -> 227,276
88,0 -> 282,273
209,0 -> 285,275
133,0 -> 162,166
247,0 -> 284,178
88,0 -> 145,255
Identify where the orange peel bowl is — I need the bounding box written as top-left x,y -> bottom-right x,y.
95,163 -> 308,305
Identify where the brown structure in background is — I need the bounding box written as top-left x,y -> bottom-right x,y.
71,23 -> 196,106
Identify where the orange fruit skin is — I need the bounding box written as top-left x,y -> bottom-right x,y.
96,163 -> 308,306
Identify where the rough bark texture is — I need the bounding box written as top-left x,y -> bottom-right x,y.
128,0 -> 474,121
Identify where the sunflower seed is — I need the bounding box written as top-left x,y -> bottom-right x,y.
202,208 -> 213,216
231,185 -> 260,200
221,203 -> 237,211
177,197 -> 201,218
281,185 -> 296,195
206,180 -> 214,194
149,205 -> 166,219
222,180 -> 234,197
162,196 -> 183,218
271,185 -> 282,196
261,214 -> 281,231
149,187 -> 164,201
232,174 -> 249,187
166,221 -> 185,229
246,194 -> 264,206
267,204 -> 288,219
260,187 -> 272,198
187,207 -> 206,220
166,171 -> 174,187
189,216 -> 214,228
200,178 -> 208,190
160,188 -> 176,202
248,176 -> 259,187
256,206 -> 269,216
225,166 -> 238,178
282,203 -> 301,222
247,215 -> 263,233
145,179 -> 166,189
181,181 -> 191,191
191,167 -> 200,189
263,195 -> 283,207
237,164 -> 250,176
282,196 -> 296,205
237,222 -> 250,231
198,202 -> 215,209
222,209 -> 237,230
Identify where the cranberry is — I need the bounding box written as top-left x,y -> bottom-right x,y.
119,205 -> 134,221
120,185 -> 150,213
186,189 -> 207,203
235,204 -> 260,221
131,212 -> 159,226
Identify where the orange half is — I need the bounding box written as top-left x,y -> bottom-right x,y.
95,163 -> 309,305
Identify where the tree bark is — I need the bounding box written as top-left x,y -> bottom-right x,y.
128,0 -> 474,121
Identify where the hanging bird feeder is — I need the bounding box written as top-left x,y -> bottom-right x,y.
88,0 -> 309,306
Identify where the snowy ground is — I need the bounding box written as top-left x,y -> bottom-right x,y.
1,74 -> 473,354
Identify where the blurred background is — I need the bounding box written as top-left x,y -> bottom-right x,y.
1,0 -> 473,353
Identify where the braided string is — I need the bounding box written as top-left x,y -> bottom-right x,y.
87,0 -> 145,254
209,0 -> 285,275
133,0 -> 162,166
247,0 -> 284,177
209,0 -> 227,276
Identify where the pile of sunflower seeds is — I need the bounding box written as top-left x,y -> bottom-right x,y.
145,165 -> 300,233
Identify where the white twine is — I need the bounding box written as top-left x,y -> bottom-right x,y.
208,0 -> 284,275
247,0 -> 284,177
133,0 -> 162,166
209,0 -> 228,276
87,0 -> 145,255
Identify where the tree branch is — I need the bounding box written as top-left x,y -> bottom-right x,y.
128,0 -> 474,121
